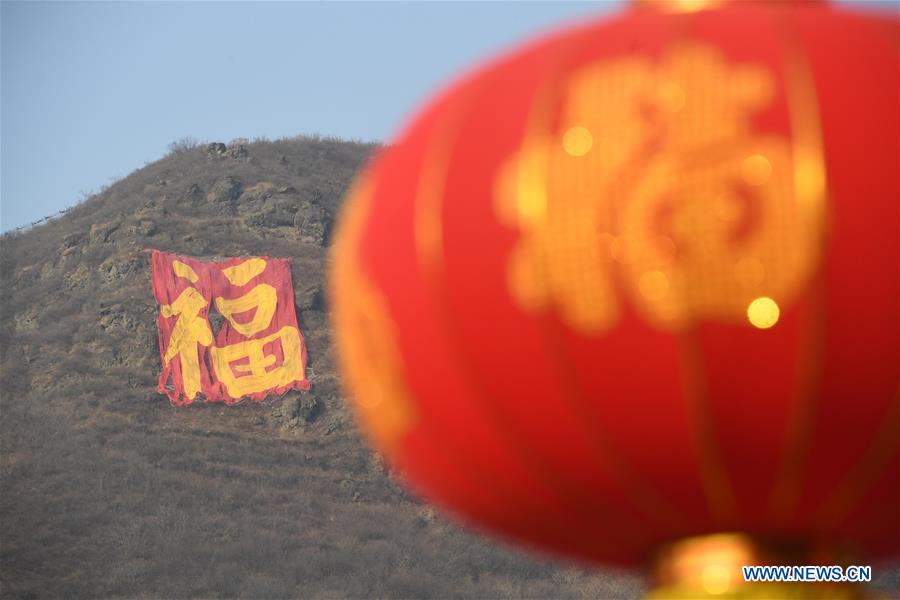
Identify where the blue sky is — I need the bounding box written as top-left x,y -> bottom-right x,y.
1,1 -> 620,231
1,1 -> 895,232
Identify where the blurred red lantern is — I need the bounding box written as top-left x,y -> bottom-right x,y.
330,0 -> 898,594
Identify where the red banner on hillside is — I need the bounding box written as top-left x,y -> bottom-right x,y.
150,250 -> 310,405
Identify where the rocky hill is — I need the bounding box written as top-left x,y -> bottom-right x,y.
0,136 -> 641,598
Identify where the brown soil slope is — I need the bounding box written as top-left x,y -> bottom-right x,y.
0,137 -> 642,598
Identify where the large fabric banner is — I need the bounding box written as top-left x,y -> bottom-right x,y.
150,250 -> 310,405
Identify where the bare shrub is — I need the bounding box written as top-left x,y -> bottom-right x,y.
166,136 -> 200,155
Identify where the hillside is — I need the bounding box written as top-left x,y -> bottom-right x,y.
0,137 -> 642,598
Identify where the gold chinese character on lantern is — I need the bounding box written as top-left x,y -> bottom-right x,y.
495,43 -> 822,333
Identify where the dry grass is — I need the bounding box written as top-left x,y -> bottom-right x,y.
0,136 -> 643,598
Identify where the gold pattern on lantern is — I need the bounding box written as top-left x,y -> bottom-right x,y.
639,270 -> 670,301
742,154 -> 773,186
562,126 -> 593,156
330,178 -> 416,456
635,0 -> 727,12
495,43 -> 821,333
733,257 -> 765,288
658,80 -> 687,112
747,296 -> 780,329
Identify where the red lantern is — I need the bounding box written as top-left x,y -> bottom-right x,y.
330,0 -> 898,594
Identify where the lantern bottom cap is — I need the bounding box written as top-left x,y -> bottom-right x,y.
645,532 -> 869,599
